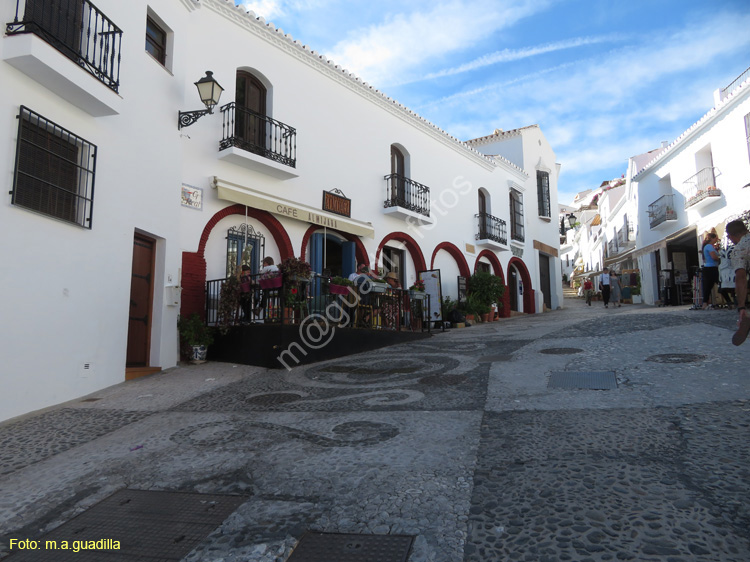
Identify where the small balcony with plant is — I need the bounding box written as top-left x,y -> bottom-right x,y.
648,194 -> 678,229
383,173 -> 432,221
683,167 -> 722,210
4,0 -> 123,115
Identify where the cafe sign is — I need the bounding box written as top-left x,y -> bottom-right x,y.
322,189 -> 351,218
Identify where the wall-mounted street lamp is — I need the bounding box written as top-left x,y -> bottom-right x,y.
567,213 -> 577,228
178,71 -> 224,129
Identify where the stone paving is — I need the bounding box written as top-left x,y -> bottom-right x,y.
0,297 -> 748,561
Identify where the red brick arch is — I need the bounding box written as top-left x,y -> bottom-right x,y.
180,204 -> 294,318
430,242 -> 471,279
508,256 -> 535,314
375,232 -> 427,273
474,250 -> 504,280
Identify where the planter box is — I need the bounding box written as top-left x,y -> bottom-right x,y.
409,290 -> 426,300
329,283 -> 351,295
259,276 -> 282,289
368,281 -> 388,293
632,295 -> 642,304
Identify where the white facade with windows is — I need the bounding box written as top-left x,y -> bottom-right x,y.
1,0 -> 562,422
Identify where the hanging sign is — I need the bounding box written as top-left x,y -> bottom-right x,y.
181,184 -> 203,210
322,189 -> 351,217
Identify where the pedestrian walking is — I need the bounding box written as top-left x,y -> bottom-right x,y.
600,267 -> 611,308
583,278 -> 594,306
726,220 -> 750,346
610,271 -> 622,307
701,231 -> 720,310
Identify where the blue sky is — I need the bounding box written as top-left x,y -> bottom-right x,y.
236,0 -> 750,205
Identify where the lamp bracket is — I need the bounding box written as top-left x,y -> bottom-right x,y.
178,108 -> 212,130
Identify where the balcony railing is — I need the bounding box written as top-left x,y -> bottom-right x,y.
206,273 -> 430,332
7,0 -> 122,92
384,173 -> 430,217
219,103 -> 296,168
475,212 -> 507,245
683,167 -> 721,209
648,194 -> 677,229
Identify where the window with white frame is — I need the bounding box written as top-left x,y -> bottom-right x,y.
11,106 -> 96,228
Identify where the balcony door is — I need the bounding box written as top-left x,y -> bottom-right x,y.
235,71 -> 266,154
390,145 -> 406,205
25,0 -> 82,62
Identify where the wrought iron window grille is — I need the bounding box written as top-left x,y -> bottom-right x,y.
475,212 -> 508,245
219,102 -> 296,168
383,173 -> 430,217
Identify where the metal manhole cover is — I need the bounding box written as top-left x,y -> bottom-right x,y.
4,489 -> 246,561
245,392 -> 302,406
548,371 -> 618,390
287,532 -> 414,562
539,347 -> 584,355
646,353 -> 707,364
418,374 -> 467,386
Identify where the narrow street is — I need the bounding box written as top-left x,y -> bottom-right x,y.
1,296 -> 748,561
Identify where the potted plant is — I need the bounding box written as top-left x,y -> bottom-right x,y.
278,257 -> 312,323
329,276 -> 354,295
177,313 -> 214,364
631,276 -> 642,304
468,271 -> 505,319
408,278 -> 426,300
216,274 -> 241,333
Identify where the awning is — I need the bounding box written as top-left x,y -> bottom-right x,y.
604,247 -> 636,267
213,176 -> 375,238
571,269 -> 603,279
632,239 -> 667,259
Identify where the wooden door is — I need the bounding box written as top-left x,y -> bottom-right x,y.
236,72 -> 266,152
126,234 -> 154,367
539,254 -> 552,310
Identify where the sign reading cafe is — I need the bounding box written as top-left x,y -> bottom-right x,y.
321,189 -> 351,217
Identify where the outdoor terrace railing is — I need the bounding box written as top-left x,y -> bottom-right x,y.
682,167 -> 721,209
206,273 -> 431,332
648,194 -> 677,229
475,212 -> 507,245
383,173 -> 431,218
722,64 -> 750,96
219,103 -> 296,168
7,0 -> 122,92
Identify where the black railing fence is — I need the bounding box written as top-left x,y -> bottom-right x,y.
7,0 -> 122,92
219,102 -> 296,168
383,173 -> 431,217
475,212 -> 507,245
206,273 -> 430,332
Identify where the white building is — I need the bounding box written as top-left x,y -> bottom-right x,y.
629,67 -> 750,305
0,0 -> 562,422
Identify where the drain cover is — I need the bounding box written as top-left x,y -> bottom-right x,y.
287,532 -> 414,562
646,353 -> 707,364
548,371 -> 617,390
539,347 -> 583,355
5,489 -> 246,561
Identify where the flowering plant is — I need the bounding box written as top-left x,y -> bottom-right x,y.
409,279 -> 426,292
278,257 -> 312,280
260,269 -> 280,280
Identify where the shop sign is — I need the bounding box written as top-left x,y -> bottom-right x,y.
181,184 -> 202,210
322,189 -> 351,217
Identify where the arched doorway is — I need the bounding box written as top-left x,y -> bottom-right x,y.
508,257 -> 535,314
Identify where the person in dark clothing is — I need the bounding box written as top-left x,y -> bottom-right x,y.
600,267 -> 611,308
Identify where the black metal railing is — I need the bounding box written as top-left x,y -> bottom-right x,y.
723,64 -> 750,96
383,173 -> 430,217
206,273 -> 430,332
475,212 -> 507,245
7,0 -> 122,92
683,167 -> 721,209
648,194 -> 677,228
219,103 -> 296,168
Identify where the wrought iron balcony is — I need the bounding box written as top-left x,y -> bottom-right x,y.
648,194 -> 677,229
219,103 -> 296,168
383,173 -> 430,218
6,0 -> 122,92
683,167 -> 721,209
475,212 -> 507,245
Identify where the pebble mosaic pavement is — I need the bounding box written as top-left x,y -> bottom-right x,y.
0,300 -> 748,561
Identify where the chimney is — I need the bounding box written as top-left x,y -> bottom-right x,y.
661,141 -> 669,149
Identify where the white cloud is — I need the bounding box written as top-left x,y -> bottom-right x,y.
419,35 -> 620,82
326,0 -> 554,86
238,0 -> 286,20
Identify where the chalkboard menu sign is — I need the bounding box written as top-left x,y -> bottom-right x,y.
457,276 -> 467,303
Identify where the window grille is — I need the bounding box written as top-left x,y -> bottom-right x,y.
537,171 -> 550,217
12,106 -> 96,228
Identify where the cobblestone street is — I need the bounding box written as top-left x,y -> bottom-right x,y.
1,297 -> 748,561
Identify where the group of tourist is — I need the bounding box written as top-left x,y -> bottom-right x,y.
582,267 -> 623,308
